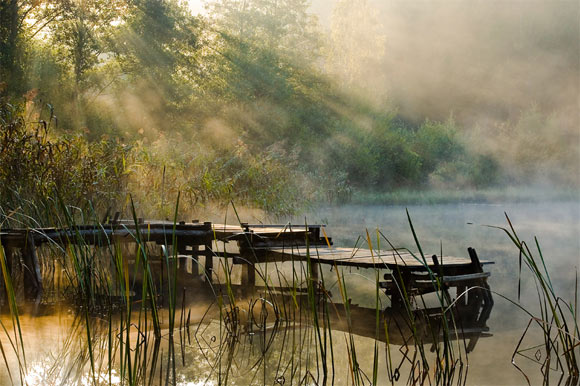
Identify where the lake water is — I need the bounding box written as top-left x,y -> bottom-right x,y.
301,201 -> 580,384
1,201 -> 578,385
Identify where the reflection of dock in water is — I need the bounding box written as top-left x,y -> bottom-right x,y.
184,279 -> 494,354
327,287 -> 493,352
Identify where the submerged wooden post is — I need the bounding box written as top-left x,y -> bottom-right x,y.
22,234 -> 42,295
310,261 -> 319,282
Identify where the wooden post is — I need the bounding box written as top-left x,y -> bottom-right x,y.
0,245 -> 14,301
241,263 -> 256,288
22,234 -> 42,296
431,254 -> 451,304
311,261 -> 319,282
204,222 -> 213,282
190,245 -> 199,276
466,247 -> 489,309
467,247 -> 483,273
177,242 -> 188,276
308,226 -> 320,244
390,270 -> 411,309
456,284 -> 467,306
204,242 -> 213,282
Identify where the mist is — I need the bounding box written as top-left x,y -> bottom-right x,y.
314,0 -> 580,187
318,0 -> 578,121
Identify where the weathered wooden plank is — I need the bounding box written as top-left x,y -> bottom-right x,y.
247,246 -> 492,270
0,222 -> 327,249
0,228 -> 213,247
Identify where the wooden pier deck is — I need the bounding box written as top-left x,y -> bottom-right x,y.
0,219 -> 493,306
243,245 -> 492,269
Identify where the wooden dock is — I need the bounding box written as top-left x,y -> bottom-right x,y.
0,218 -> 493,308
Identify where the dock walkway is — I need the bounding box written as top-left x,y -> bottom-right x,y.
0,219 -> 493,306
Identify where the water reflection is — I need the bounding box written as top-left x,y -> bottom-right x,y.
0,275 -> 495,385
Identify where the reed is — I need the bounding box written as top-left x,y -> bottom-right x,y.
489,214 -> 579,385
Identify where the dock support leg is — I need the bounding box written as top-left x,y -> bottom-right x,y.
456,285 -> 467,306
431,255 -> 452,305
466,247 -> 484,308
309,261 -> 319,292
0,246 -> 14,301
177,243 -> 188,276
390,271 -> 411,309
22,235 -> 42,297
311,262 -> 319,281
191,245 -> 199,276
241,263 -> 256,289
204,242 -> 213,282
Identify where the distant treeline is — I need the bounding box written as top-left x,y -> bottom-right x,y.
0,1 -> 576,215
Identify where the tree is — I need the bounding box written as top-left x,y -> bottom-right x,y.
204,0 -> 321,105
0,0 -> 50,97
207,0 -> 318,57
45,0 -> 126,87
94,0 -> 204,130
326,0 -> 386,101
0,0 -> 22,96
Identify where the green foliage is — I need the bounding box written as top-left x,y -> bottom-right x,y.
410,118 -> 462,176
368,125 -> 423,187
46,0 -> 123,85
466,107 -> 580,187
0,102 -> 129,214
316,115 -> 491,191
468,154 -> 500,187
128,135 -> 308,217
0,0 -> 25,96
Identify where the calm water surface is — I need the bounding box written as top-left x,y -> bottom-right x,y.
303,201 -> 580,385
